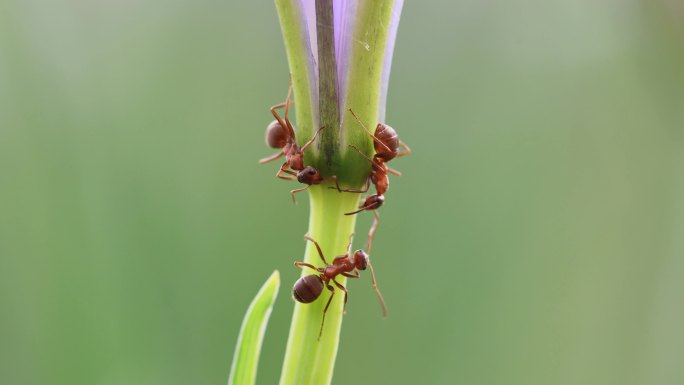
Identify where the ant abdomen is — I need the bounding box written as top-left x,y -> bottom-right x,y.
265,119 -> 289,149
293,274 -> 323,303
374,123 -> 400,161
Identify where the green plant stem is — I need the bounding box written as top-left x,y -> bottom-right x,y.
279,185 -> 360,385
275,1 -> 398,384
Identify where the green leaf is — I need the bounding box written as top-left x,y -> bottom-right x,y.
228,270 -> 280,385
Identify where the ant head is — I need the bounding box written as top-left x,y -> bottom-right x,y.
265,120 -> 289,149
293,275 -> 323,303
297,166 -> 322,185
362,194 -> 384,210
353,250 -> 369,270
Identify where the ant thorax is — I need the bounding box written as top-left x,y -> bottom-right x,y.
287,151 -> 304,171
322,255 -> 354,277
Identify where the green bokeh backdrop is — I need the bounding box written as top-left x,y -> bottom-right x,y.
1,1 -> 683,384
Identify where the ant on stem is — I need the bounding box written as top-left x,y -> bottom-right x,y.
259,84 -> 338,203
292,234 -> 387,340
334,109 -> 410,252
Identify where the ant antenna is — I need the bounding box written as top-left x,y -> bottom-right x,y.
304,234 -> 329,265
348,109 -> 393,154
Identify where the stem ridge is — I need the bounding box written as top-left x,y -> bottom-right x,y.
315,0 -> 340,171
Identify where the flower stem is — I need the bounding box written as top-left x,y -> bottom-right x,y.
279,185 -> 359,385
274,1 -> 403,383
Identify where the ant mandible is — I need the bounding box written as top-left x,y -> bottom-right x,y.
259,84 -> 338,203
335,109 -> 411,252
292,234 -> 387,339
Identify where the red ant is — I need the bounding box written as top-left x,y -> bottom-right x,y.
259,85 -> 338,203
292,234 -> 387,339
334,109 -> 410,252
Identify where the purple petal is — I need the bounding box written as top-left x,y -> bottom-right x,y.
378,0 -> 404,122
301,0 -> 355,121
333,0 -> 358,109
333,0 -> 345,58
286,0 -> 319,131
297,0 -> 403,122
301,0 -> 318,68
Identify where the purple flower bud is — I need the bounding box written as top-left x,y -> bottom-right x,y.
275,0 -> 404,185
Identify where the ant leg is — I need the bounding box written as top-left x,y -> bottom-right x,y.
367,210 -> 380,254
330,177 -> 370,193
342,271 -> 360,279
319,284 -> 335,340
368,262 -> 388,318
290,185 -> 309,204
319,175 -> 340,189
270,101 -> 286,114
387,167 -> 402,177
348,108 -> 392,154
328,176 -> 341,191
282,82 -> 297,136
348,144 -> 385,173
345,232 -> 354,255
294,261 -> 318,271
304,234 -> 329,265
270,102 -> 289,134
283,80 -> 293,121
259,151 -> 285,164
300,126 -> 325,152
276,162 -> 297,180
348,145 -> 384,174
397,140 -> 411,157
332,278 -> 349,313
348,144 -> 374,164
270,81 -> 296,137
277,174 -> 297,181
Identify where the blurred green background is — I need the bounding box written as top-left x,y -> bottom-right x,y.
2,1 -> 684,384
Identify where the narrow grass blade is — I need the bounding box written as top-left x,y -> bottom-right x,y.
228,270 -> 280,385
